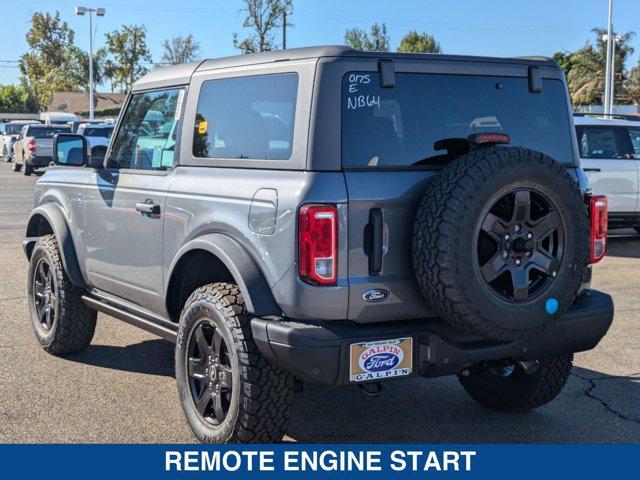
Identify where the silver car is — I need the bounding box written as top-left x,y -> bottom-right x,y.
12,124 -> 70,175
23,47 -> 614,443
0,120 -> 40,162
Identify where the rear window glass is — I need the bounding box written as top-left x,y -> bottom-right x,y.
193,73 -> 298,160
27,126 -> 70,138
83,127 -> 113,137
342,72 -> 575,168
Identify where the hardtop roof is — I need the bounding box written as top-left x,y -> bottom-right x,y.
132,45 -> 557,90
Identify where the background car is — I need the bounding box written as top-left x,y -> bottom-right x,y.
76,122 -> 114,165
39,111 -> 78,126
0,121 -> 40,162
574,114 -> 640,231
12,124 -> 70,175
76,122 -> 114,149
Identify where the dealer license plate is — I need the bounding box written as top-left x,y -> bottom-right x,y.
349,337 -> 413,382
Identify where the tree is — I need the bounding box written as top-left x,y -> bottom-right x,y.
625,62 -> 640,104
0,84 -> 35,113
552,51 -> 575,79
19,11 -> 78,109
105,24 -> 152,92
161,34 -> 201,65
344,22 -> 389,52
233,0 -> 292,54
397,30 -> 441,54
67,46 -> 107,106
554,28 -> 635,105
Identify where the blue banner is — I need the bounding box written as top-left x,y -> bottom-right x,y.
0,444 -> 637,479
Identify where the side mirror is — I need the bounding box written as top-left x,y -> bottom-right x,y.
53,133 -> 87,167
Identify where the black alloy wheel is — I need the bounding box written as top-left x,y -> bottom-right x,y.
476,188 -> 565,302
32,257 -> 57,332
186,319 -> 234,426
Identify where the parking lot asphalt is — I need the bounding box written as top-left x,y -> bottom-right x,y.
0,162 -> 638,443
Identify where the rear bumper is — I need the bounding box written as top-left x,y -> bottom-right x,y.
26,156 -> 52,167
251,289 -> 614,386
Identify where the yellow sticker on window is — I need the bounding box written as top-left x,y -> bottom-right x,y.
198,120 -> 208,135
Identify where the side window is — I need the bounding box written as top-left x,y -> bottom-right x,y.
576,126 -> 634,159
109,87 -> 184,170
193,73 -> 298,160
628,127 -> 640,158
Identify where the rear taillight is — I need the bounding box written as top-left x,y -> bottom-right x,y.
589,195 -> 607,264
298,204 -> 338,285
28,139 -> 36,152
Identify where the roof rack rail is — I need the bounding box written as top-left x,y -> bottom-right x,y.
573,112 -> 640,121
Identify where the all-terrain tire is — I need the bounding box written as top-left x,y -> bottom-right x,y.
28,235 -> 97,354
459,355 -> 573,412
413,147 -> 589,341
175,282 -> 294,444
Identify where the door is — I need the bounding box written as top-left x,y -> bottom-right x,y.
82,87 -> 185,313
576,125 -> 640,214
341,70 -> 581,322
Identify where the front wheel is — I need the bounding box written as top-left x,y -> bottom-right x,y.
28,235 -> 97,354
175,283 -> 294,443
459,355 -> 573,412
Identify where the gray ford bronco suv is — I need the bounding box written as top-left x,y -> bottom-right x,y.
23,46 -> 614,443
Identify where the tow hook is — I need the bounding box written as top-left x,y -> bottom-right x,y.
358,382 -> 383,397
515,359 -> 540,374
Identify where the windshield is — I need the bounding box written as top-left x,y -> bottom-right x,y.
5,124 -> 27,135
28,126 -> 70,138
83,127 -> 113,138
342,72 -> 575,168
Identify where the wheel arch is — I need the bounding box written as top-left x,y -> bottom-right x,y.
165,233 -> 280,322
24,204 -> 87,288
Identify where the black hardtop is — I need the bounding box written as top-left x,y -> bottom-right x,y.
196,45 -> 556,72
133,45 -> 558,91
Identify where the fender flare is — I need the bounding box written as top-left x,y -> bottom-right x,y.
24,204 -> 87,288
167,233 -> 280,317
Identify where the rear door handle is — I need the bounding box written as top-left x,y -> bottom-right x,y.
136,200 -> 161,215
583,168 -> 601,172
365,208 -> 384,275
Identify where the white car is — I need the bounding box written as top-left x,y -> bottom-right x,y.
40,111 -> 78,125
0,120 -> 40,161
76,123 -> 114,149
574,114 -> 640,231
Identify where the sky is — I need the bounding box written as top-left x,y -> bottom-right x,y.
0,0 -> 639,89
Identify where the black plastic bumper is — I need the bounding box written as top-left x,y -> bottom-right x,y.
251,289 -> 614,386
26,156 -> 52,167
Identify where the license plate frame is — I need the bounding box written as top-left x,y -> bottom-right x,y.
349,337 -> 413,382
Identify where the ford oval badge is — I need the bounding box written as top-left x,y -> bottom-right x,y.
362,289 -> 390,303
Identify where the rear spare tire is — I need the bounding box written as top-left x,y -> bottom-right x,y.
413,147 -> 589,341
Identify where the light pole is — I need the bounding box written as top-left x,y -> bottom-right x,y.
75,6 -> 105,121
609,34 -> 621,115
603,0 -> 613,115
